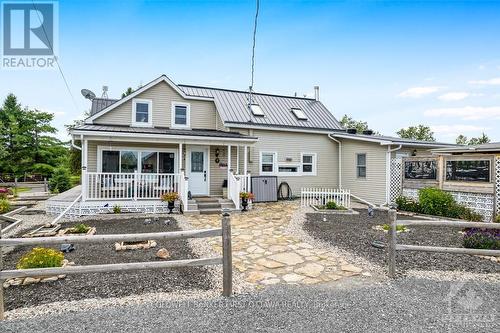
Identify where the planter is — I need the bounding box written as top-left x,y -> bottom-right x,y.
241,198 -> 249,211
3,259 -> 74,288
167,200 -> 175,214
58,226 -> 96,236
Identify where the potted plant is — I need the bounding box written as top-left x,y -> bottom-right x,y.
161,192 -> 179,214
239,192 -> 254,211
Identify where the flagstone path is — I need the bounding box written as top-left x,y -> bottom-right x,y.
183,201 -> 366,286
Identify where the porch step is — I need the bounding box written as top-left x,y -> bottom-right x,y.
192,197 -> 236,214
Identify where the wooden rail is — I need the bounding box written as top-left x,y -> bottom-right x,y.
0,214 -> 233,320
388,210 -> 500,278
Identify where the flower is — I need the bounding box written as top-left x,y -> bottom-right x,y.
161,192 -> 179,202
239,192 -> 255,200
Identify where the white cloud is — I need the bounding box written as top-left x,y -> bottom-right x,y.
431,124 -> 490,137
478,64 -> 486,70
469,77 -> 500,85
437,92 -> 470,101
398,86 -> 442,98
424,106 -> 500,120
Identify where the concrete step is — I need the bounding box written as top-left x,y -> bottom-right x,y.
199,208 -> 223,215
197,202 -> 221,209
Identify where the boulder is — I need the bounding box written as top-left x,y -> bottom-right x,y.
156,248 -> 170,259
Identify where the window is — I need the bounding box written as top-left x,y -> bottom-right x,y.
301,153 -> 316,175
356,153 -> 366,178
291,108 -> 307,120
446,160 -> 490,182
132,99 -> 152,127
141,151 -> 158,173
260,152 -> 276,174
171,102 -> 190,128
278,165 -> 299,173
191,152 -> 204,172
250,104 -> 264,116
100,148 -> 177,174
102,151 -> 119,172
120,151 -> 138,173
159,152 -> 175,173
404,160 -> 437,180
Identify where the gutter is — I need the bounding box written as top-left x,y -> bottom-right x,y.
328,135 -> 342,188
385,144 -> 402,205
71,134 -> 82,151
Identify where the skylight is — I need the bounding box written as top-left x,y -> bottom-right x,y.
291,107 -> 307,120
249,104 -> 264,116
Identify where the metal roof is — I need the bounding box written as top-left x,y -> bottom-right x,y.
330,132 -> 458,148
178,85 -> 342,131
73,124 -> 258,140
91,98 -> 118,115
432,142 -> 500,153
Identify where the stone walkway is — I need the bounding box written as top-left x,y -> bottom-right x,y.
183,201 -> 366,286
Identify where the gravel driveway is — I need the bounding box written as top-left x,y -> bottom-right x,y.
1,277 -> 498,332
304,209 -> 499,276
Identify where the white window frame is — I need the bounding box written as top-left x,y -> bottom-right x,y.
301,153 -> 317,176
171,102 -> 191,128
356,153 -> 367,178
259,151 -> 277,175
97,146 -> 178,173
131,98 -> 153,127
277,163 -> 301,176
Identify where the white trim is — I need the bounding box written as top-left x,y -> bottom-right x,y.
171,102 -> 191,128
277,163 -> 301,176
131,98 -> 153,127
86,75 -> 213,123
72,130 -> 258,143
330,133 -> 454,148
186,145 -> 210,195
356,152 -> 367,179
97,146 -> 178,173
301,152 -> 317,176
227,123 -> 338,135
259,151 -> 277,175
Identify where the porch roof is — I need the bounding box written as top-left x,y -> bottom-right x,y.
72,124 -> 258,142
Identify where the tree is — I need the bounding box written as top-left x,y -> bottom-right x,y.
396,125 -> 435,142
340,115 -> 370,133
456,134 -> 468,145
121,87 -> 134,98
456,133 -> 490,145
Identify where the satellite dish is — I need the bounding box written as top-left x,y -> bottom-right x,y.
81,89 -> 96,100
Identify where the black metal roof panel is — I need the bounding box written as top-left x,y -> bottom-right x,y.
91,98 -> 118,115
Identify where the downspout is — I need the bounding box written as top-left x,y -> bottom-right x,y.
328,135 -> 342,188
71,134 -> 81,151
385,144 -> 402,205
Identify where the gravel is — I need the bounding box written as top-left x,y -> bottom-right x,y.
2,217 -> 213,311
1,277 -> 498,332
304,209 -> 499,280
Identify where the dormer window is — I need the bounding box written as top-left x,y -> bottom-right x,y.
132,99 -> 152,127
171,102 -> 191,128
249,104 -> 264,116
291,107 -> 307,120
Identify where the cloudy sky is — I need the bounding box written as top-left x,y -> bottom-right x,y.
1,0 -> 499,142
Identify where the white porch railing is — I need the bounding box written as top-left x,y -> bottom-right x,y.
178,171 -> 189,211
228,172 -> 241,210
85,172 -> 183,201
300,188 -> 351,208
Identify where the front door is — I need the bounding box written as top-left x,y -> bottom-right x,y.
188,147 -> 209,195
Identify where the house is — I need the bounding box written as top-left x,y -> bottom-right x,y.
54,74 -> 456,215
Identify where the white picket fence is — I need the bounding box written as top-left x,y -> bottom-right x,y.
300,188 -> 351,208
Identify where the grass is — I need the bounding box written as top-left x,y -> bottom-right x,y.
382,224 -> 407,232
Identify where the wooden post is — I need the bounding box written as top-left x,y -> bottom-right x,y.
0,225 -> 4,320
221,212 -> 232,297
388,209 -> 397,278
43,177 -> 48,193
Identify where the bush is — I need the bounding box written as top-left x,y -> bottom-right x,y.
495,215 -> 500,223
463,228 -> 500,250
325,201 -> 347,210
113,205 -> 121,214
0,187 -> 9,199
418,188 -> 455,217
17,247 -> 64,269
31,163 -> 55,177
381,224 -> 407,232
70,175 -> 81,187
48,167 -> 72,193
160,192 -> 179,202
67,223 -> 91,234
0,198 -> 10,214
395,196 -> 420,212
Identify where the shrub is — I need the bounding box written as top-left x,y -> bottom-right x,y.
382,224 -> 407,232
70,175 -> 81,187
325,201 -> 347,210
395,196 -> 420,212
161,192 -> 179,202
0,198 -> 10,214
31,163 -> 55,177
17,247 -> 64,269
463,228 -> 500,250
48,167 -> 72,193
67,223 -> 91,234
418,188 -> 455,217
495,215 -> 500,223
113,204 -> 122,214
0,187 -> 8,199
239,192 -> 255,200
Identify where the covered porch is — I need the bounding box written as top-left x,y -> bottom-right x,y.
72,125 -> 258,213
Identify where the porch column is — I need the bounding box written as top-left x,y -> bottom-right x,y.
227,145 -> 232,199
236,146 -> 240,174
243,145 -> 248,176
178,143 -> 183,172
81,137 -> 88,201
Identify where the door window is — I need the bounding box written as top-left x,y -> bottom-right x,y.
191,152 -> 204,172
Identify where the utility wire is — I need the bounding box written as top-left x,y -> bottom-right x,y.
248,0 -> 260,106
31,1 -> 80,114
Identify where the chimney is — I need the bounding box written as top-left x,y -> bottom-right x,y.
314,86 -> 320,101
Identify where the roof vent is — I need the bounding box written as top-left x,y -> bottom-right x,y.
291,107 -> 307,120
362,130 -> 374,135
347,128 -> 357,134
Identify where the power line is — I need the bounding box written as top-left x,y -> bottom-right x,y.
31,1 -> 80,114
248,0 -> 260,106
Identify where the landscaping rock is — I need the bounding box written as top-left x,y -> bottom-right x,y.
255,258 -> 286,269
294,263 -> 325,278
341,264 -> 363,273
282,273 -> 305,283
156,248 -> 170,260
268,253 -> 304,266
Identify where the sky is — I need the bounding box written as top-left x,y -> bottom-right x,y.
1,0 -> 500,142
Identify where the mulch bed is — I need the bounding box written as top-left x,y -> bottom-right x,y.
304,209 -> 499,275
2,217 -> 213,311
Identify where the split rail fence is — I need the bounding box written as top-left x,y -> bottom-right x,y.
387,210 -> 500,277
0,213 -> 233,320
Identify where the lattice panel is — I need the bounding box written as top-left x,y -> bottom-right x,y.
46,200 -> 176,217
450,192 -> 494,222
389,158 -> 403,204
496,156 -> 500,216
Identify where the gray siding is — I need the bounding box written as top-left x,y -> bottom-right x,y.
93,81 -> 218,130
